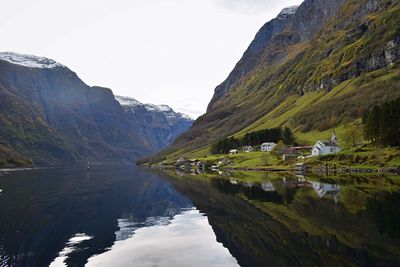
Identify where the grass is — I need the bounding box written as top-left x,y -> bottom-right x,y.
194,151 -> 289,170
294,119 -> 363,145
165,144 -> 400,171
235,92 -> 324,136
305,146 -> 400,169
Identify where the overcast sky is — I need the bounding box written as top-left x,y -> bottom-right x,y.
1,0 -> 303,118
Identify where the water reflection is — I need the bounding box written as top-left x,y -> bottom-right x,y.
115,207 -> 183,241
50,233 -> 93,267
161,170 -> 400,266
366,192 -> 400,240
87,209 -> 239,267
0,166 -> 237,266
210,175 -> 341,205
0,166 -> 399,267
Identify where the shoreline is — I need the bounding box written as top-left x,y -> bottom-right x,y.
149,164 -> 400,175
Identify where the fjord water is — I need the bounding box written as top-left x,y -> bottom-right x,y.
0,167 -> 399,266
0,167 -> 237,267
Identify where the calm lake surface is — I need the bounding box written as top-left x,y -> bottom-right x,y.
0,166 -> 399,266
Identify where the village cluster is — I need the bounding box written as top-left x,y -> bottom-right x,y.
233,132 -> 341,157
173,132 -> 341,171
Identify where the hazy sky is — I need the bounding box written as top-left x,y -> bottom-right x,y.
1,0 -> 303,118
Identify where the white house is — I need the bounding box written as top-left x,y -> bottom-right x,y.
242,146 -> 254,153
311,132 -> 341,156
260,142 -> 277,152
229,149 -> 239,154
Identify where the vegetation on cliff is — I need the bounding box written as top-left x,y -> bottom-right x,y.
145,0 -> 399,163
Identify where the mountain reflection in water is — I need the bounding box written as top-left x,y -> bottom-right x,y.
162,170 -> 400,267
0,166 -> 399,267
0,166 -> 237,266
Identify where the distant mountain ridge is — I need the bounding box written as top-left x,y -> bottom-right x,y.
0,52 -> 192,165
115,95 -> 193,149
0,51 -> 65,69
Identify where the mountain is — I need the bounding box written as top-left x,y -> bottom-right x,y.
115,95 -> 193,150
159,0 -> 400,159
0,52 -> 192,165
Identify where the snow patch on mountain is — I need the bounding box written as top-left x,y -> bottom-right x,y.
116,95 -> 193,147
145,104 -> 173,113
150,104 -> 173,113
278,5 -> 299,16
115,95 -> 193,120
0,52 -> 65,69
115,95 -> 143,108
146,105 -> 193,121
173,112 -> 193,121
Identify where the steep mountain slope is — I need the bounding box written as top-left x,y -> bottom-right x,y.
0,52 -> 191,165
207,5 -> 299,110
115,96 -> 192,150
162,0 -> 400,158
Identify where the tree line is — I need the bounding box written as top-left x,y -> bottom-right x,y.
363,98 -> 400,146
211,127 -> 295,154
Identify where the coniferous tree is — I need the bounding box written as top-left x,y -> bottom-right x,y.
365,105 -> 381,143
379,102 -> 391,145
283,127 -> 295,145
363,99 -> 400,147
212,126 -> 299,154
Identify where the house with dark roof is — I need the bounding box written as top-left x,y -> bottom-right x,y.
311,132 -> 341,156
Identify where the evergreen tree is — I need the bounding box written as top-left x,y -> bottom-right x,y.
363,99 -> 400,147
364,105 -> 381,143
212,126 -> 299,155
283,127 -> 295,145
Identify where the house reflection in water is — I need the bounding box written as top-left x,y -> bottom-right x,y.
309,181 -> 341,204
281,177 -> 308,189
242,181 -> 254,188
230,179 -> 239,185
261,181 -> 275,192
179,170 -> 342,204
260,177 -> 341,204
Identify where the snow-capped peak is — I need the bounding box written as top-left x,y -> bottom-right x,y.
178,113 -> 193,120
0,52 -> 65,69
145,104 -> 173,113
115,95 -> 193,121
278,5 -> 299,16
115,95 -> 143,107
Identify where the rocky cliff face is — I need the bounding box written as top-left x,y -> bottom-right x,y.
208,0 -> 346,111
115,96 -> 193,150
290,0 -> 346,42
207,6 -> 297,111
0,52 -> 192,165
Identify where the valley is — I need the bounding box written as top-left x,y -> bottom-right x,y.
1,1 -> 400,266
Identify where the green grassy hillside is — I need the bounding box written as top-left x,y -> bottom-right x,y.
148,0 -> 400,163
